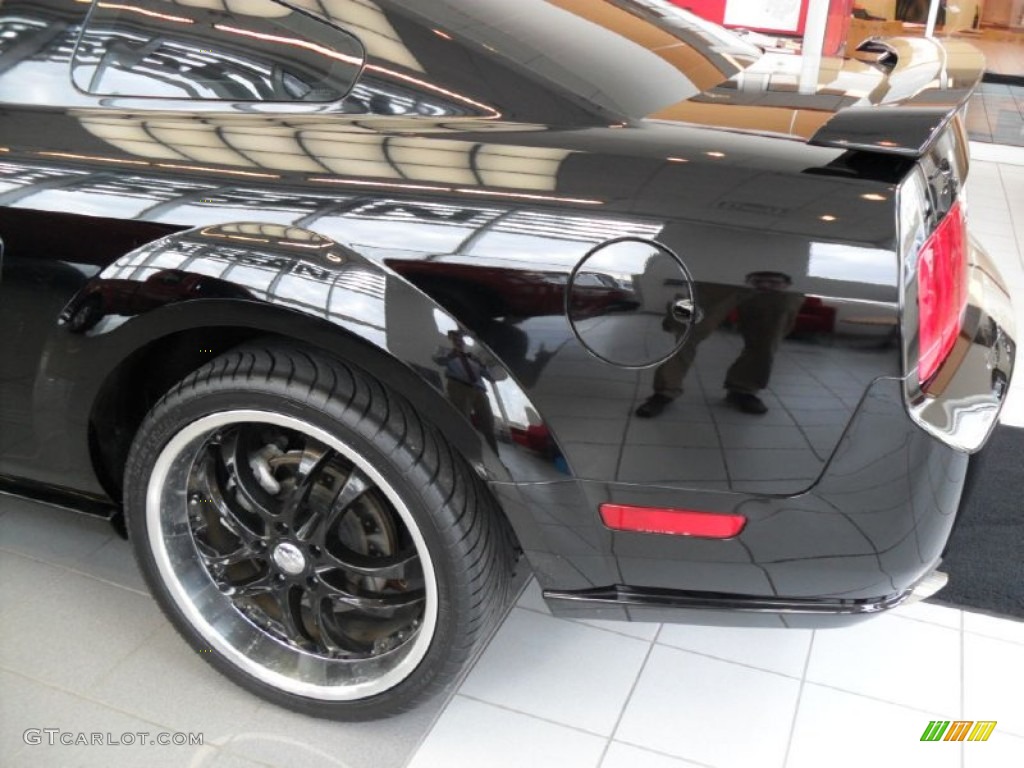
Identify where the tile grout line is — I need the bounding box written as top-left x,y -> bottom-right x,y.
515,600 -> 844,682
800,679 -> 976,720
649,640 -> 809,683
0,545 -> 150,597
78,619 -> 169,701
0,522 -> 114,566
960,608 -> 966,768
517,600 -> 1015,675
514,602 -> 660,643
399,573 -> 534,768
0,664 -> 218,743
956,611 -> 1024,645
455,692 -> 610,740
781,629 -> 814,768
609,738 -> 717,768
888,607 -> 966,631
992,164 -> 1024,271
596,625 -> 661,767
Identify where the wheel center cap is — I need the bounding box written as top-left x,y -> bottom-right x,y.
272,542 -> 306,575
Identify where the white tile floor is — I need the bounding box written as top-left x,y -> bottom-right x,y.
2,150 -> 1023,768
408,583 -> 1024,768
0,499 -> 445,768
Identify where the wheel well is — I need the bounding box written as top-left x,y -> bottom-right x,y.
88,327 -> 262,501
88,324 -> 515,504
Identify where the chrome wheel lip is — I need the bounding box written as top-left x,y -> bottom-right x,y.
146,410 -> 439,701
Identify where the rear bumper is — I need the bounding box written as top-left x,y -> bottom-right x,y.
544,564 -> 950,629
513,237 -> 1014,628
520,381 -> 972,627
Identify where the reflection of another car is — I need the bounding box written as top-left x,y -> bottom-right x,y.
392,262 -> 639,322
726,296 -> 838,337
62,269 -> 255,331
794,297 -> 838,335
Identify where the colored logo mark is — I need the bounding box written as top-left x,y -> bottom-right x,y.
921,721 -> 997,742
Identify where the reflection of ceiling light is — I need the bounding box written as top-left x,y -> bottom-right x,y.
326,253 -> 344,263
877,140 -> 899,148
155,163 -> 279,179
308,177 -> 600,205
456,188 -> 603,205
38,151 -> 148,166
201,229 -> 269,244
227,235 -> 269,244
706,151 -> 725,158
362,62 -> 502,119
820,215 -> 838,222
667,157 -> 689,163
216,24 -> 361,65
282,242 -> 329,250
861,193 -> 887,201
309,177 -> 454,193
91,2 -> 194,24
433,29 -> 453,40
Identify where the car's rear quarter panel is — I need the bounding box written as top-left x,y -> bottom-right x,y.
0,0 -> 981,618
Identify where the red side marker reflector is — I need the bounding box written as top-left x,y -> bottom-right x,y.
600,504 -> 746,539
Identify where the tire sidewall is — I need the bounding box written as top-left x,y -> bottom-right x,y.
125,384 -> 468,718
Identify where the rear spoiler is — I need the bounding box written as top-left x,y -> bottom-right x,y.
809,37 -> 984,158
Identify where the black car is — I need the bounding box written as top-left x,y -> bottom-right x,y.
0,0 -> 1016,719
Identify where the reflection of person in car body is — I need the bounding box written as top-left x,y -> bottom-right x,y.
636,272 -> 804,417
434,330 -> 498,451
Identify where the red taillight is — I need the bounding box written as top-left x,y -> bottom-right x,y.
917,201 -> 968,383
599,504 -> 746,539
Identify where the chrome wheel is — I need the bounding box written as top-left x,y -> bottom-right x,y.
146,410 -> 438,701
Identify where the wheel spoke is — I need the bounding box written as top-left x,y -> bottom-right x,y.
297,465 -> 370,542
217,430 -> 280,523
325,587 -> 426,618
196,539 -> 259,568
232,571 -> 276,598
280,446 -> 335,528
332,466 -> 373,514
309,595 -> 350,655
272,585 -> 311,647
199,474 -> 266,547
318,546 -> 420,580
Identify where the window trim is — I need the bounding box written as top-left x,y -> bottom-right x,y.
68,0 -> 367,110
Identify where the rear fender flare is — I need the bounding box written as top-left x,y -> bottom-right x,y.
54,224 -> 571,548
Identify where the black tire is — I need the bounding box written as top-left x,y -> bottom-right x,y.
124,342 -> 514,719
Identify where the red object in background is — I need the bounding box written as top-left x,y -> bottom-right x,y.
672,0 -> 727,25
672,0 -> 854,54
670,0 -> 807,35
824,0 -> 854,55
725,296 -> 837,337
